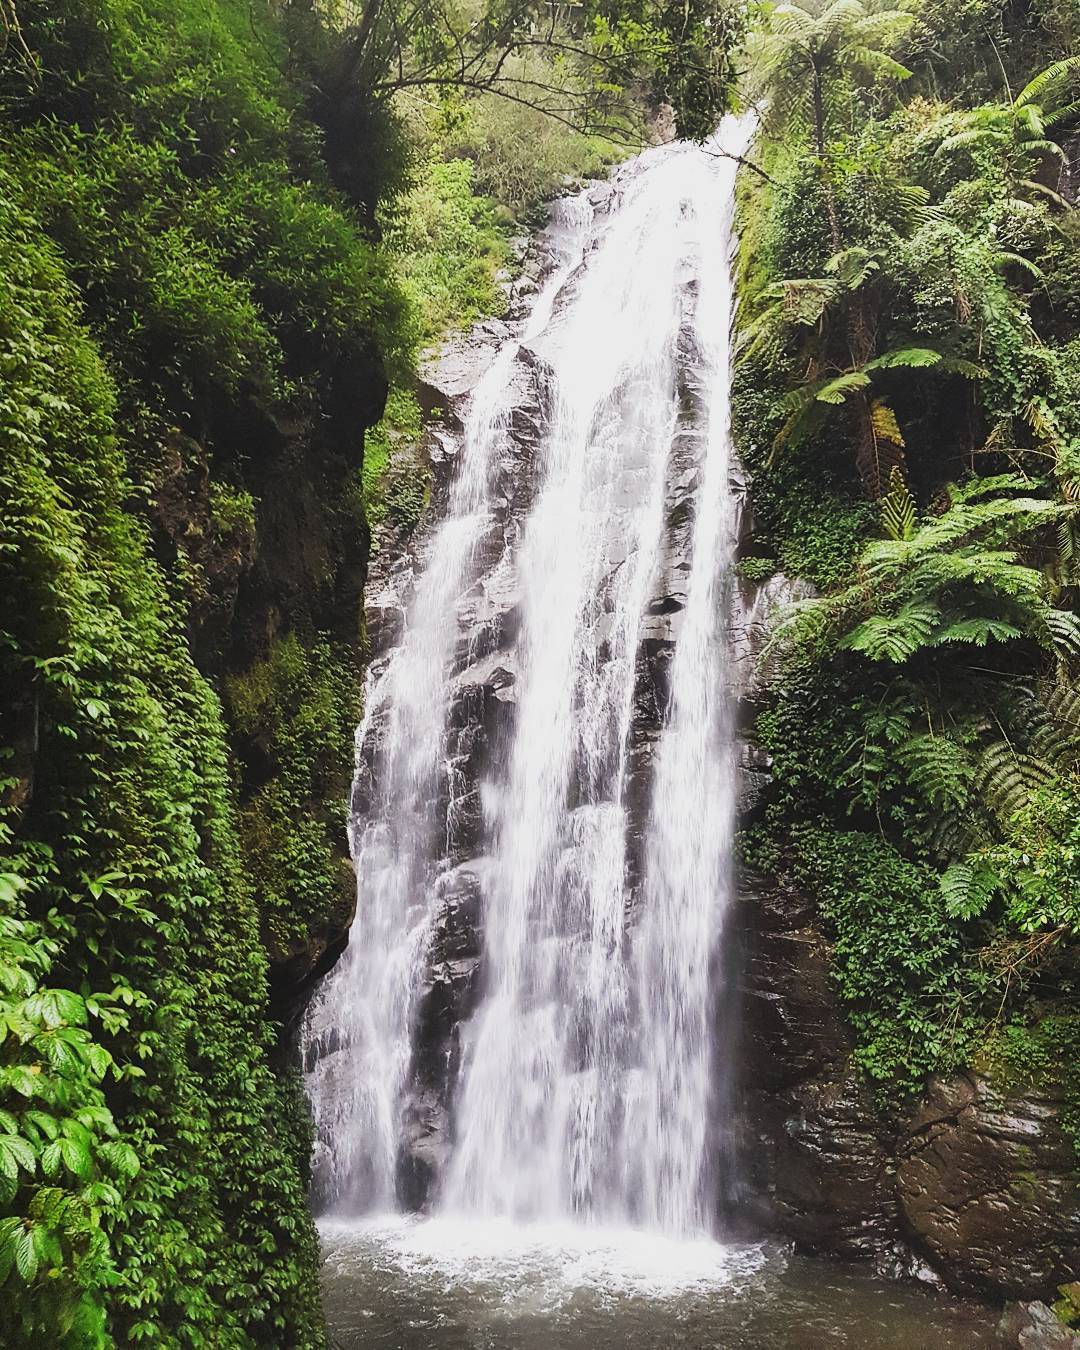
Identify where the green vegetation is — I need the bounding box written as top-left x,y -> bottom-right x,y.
0,173 -> 322,1342
0,0 -> 746,1339
736,0 -> 1080,1116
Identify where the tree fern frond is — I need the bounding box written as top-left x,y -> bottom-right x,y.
977,739 -> 1057,823
1019,178 -> 1069,206
1044,608 -> 1080,655
840,599 -> 940,663
778,276 -> 841,326
864,345 -> 942,370
823,245 -> 881,291
993,250 -> 1047,280
936,356 -> 986,380
872,401 -> 906,450
1031,679 -> 1080,770
931,615 -> 1022,646
1016,55 -> 1080,112
846,45 -> 912,81
929,811 -> 982,860
815,370 -> 871,403
940,860 -> 1001,919
951,473 -> 1036,502
911,550 -> 1043,600
935,127 -> 994,157
880,463 -> 914,541
898,731 -> 976,812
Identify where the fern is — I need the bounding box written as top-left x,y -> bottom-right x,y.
931,615 -> 1022,646
950,473 -> 1036,502
880,465 -> 914,541
872,401 -> 906,451
864,345 -> 943,370
824,245 -> 882,290
1024,680 -> 1080,772
939,860 -> 1000,919
840,599 -> 940,662
1044,608 -> 1080,656
898,731 -> 976,813
1016,54 -> 1080,119
815,370 -> 871,404
977,740 -> 1057,824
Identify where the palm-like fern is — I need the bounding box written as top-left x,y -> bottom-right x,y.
931,57 -> 1080,209
748,0 -> 913,248
750,0 -> 914,151
774,476 -> 1078,664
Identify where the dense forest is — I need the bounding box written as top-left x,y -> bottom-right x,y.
1,0 -> 1079,1343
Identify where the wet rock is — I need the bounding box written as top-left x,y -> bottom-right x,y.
753,1069 -> 900,1261
994,1302 -> 1080,1349
729,572 -> 815,707
399,864 -> 486,1207
742,924 -> 848,1089
898,1074 -> 1080,1299
736,738 -> 771,821
737,872 -> 901,1261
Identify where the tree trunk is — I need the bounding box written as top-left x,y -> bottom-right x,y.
811,61 -> 842,254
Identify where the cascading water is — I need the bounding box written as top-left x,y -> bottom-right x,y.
304,119 -> 752,1237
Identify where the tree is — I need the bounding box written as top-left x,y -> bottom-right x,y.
297,0 -> 744,172
749,0 -> 913,248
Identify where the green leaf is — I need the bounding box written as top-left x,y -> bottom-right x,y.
841,600 -> 940,663
60,1136 -> 93,1179
864,346 -> 942,371
14,1226 -> 37,1283
0,1135 -> 36,1179
932,616 -> 1022,646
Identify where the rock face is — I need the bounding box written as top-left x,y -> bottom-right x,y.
899,1074 -> 1080,1299
737,872 -> 902,1263
737,867 -> 1080,1299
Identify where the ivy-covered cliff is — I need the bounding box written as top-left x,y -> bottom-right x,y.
0,1 -> 409,1341
0,0 -> 738,1342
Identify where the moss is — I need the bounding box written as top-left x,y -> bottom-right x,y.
981,1014 -> 1080,1156
225,634 -> 360,962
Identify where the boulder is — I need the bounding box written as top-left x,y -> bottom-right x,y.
898,1073 -> 1080,1299
994,1302 -> 1080,1349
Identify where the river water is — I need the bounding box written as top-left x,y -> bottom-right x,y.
320,1217 -> 998,1349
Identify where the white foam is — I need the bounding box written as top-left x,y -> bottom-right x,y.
320,1213 -> 768,1309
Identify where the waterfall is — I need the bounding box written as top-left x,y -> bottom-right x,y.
304,120 -> 751,1236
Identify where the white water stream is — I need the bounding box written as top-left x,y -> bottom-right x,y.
304,121 -> 752,1239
